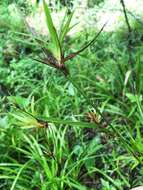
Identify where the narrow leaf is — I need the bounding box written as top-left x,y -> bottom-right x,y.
43,0 -> 61,60
59,11 -> 74,44
37,116 -> 109,133
63,22 -> 107,62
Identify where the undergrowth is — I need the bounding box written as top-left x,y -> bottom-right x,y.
0,0 -> 143,190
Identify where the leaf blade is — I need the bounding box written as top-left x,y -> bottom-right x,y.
43,0 -> 61,60
59,11 -> 74,44
63,22 -> 107,62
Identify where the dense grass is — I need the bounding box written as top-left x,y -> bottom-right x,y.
1,1 -> 143,190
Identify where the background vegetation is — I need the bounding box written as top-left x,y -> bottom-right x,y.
0,0 -> 143,189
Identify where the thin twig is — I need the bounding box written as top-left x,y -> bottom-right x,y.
120,0 -> 132,33
120,0 -> 136,94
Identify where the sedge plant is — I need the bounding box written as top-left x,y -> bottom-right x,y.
30,0 -> 143,164
10,0 -> 143,168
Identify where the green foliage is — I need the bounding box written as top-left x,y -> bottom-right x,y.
1,0 -> 143,189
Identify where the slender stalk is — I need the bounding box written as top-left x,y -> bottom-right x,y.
120,0 -> 136,94
120,0 -> 132,33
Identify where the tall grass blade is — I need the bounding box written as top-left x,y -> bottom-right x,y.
59,11 -> 74,44
43,0 -> 61,60
10,161 -> 31,190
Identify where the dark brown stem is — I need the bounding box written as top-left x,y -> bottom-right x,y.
120,0 -> 132,33
120,0 -> 136,94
